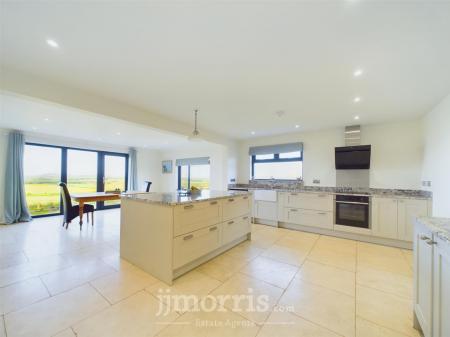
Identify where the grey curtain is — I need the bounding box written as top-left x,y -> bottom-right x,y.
129,148 -> 138,191
4,131 -> 32,224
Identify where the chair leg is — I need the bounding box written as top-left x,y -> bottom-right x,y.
87,212 -> 89,224
66,221 -> 69,230
62,220 -> 65,227
91,211 -> 94,226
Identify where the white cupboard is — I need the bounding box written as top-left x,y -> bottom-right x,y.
432,235 -> 450,337
398,199 -> 429,241
413,221 -> 434,337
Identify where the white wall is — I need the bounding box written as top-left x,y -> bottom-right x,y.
161,142 -> 235,192
237,119 -> 424,190
136,148 -> 162,192
422,94 -> 450,217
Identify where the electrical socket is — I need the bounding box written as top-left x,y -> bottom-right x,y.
313,179 -> 320,184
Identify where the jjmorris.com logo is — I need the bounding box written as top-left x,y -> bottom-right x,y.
155,287 -> 294,316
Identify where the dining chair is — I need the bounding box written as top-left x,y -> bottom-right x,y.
59,182 -> 94,230
144,181 -> 152,192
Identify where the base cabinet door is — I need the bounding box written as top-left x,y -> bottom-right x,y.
254,201 -> 278,221
433,236 -> 450,337
223,215 -> 251,245
414,222 -> 434,337
372,198 -> 398,239
398,199 -> 428,242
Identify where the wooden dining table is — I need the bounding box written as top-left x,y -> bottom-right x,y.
71,192 -> 121,225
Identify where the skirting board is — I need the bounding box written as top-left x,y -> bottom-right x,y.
253,218 -> 278,227
278,222 -> 412,250
172,232 -> 251,281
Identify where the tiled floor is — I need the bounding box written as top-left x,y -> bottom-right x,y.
0,209 -> 419,337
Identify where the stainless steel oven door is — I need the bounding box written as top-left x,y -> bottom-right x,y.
335,201 -> 369,228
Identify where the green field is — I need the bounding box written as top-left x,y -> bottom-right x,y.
180,179 -> 209,190
25,177 -> 124,216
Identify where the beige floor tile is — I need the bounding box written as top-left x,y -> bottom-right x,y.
307,246 -> 356,272
357,252 -> 412,277
196,253 -> 249,282
297,260 -> 355,296
0,255 -> 71,287
278,277 -> 355,337
357,242 -> 405,259
249,231 -> 281,248
41,259 -> 116,295
257,310 -> 341,337
224,241 -> 264,261
401,249 -> 414,269
275,232 -> 318,249
356,285 -> 420,337
147,270 -> 221,312
156,299 -> 259,337
4,284 -> 109,337
261,244 -> 309,266
357,266 -> 413,299
53,328 -> 76,337
314,235 -> 357,255
210,273 -> 284,323
0,277 -> 49,315
240,256 -> 298,288
90,266 -> 159,304
73,291 -> 179,337
356,316 -> 414,337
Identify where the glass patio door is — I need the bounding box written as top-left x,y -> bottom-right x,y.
100,153 -> 128,208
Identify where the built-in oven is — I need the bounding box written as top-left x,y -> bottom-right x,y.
335,194 -> 370,229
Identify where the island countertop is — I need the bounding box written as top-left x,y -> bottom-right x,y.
416,216 -> 450,242
121,190 -> 251,206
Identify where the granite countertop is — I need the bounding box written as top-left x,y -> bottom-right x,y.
229,184 -> 432,199
121,190 -> 251,206
416,217 -> 450,242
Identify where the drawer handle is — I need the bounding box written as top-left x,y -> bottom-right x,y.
317,194 -> 327,198
228,198 -> 235,202
290,209 -> 298,212
183,234 -> 194,241
290,193 -> 298,196
184,205 -> 194,210
228,221 -> 235,225
209,226 -> 218,232
426,240 -> 437,245
243,196 -> 248,199
243,216 -> 249,220
210,201 -> 218,205
420,235 -> 431,241
317,212 -> 327,215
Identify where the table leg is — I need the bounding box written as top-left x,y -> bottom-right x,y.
79,201 -> 84,230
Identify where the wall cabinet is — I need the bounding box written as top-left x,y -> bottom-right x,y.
373,197 -> 428,242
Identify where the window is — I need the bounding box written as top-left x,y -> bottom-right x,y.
23,143 -> 129,217
24,145 -> 62,216
251,151 -> 303,180
176,157 -> 210,190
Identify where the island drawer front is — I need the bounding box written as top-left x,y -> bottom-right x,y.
173,224 -> 222,269
284,208 -> 333,230
222,214 -> 251,245
222,196 -> 250,221
174,201 -> 221,237
285,193 -> 333,212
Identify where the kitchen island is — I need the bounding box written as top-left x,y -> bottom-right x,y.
120,190 -> 252,285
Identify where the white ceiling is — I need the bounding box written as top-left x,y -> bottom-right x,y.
1,1 -> 450,139
0,92 -> 191,150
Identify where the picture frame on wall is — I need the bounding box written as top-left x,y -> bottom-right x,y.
162,160 -> 173,174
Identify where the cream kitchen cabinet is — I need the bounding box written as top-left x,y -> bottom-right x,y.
372,197 -> 399,239
414,220 -> 434,337
373,197 -> 429,241
284,207 -> 333,230
252,190 -> 278,223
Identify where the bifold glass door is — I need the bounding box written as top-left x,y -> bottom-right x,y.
24,143 -> 128,217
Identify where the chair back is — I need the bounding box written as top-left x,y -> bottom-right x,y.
145,181 -> 152,192
59,182 -> 72,217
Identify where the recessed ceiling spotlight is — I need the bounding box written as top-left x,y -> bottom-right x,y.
353,69 -> 363,77
295,125 -> 300,129
353,97 -> 361,103
116,132 -> 121,136
251,131 -> 256,135
354,115 -> 360,120
46,39 -> 59,48
44,118 -> 50,122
